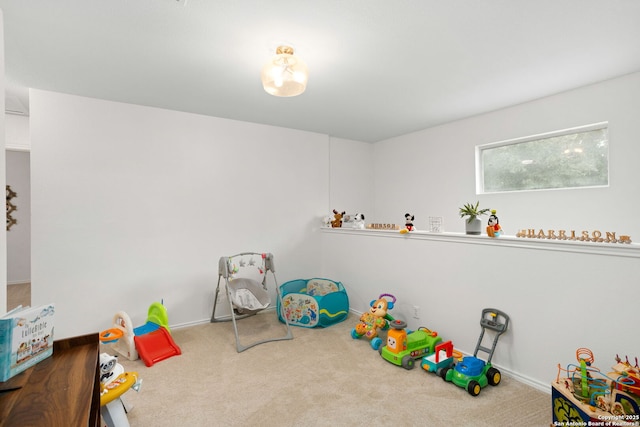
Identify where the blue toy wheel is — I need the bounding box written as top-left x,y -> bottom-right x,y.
371,337 -> 382,350
351,328 -> 361,339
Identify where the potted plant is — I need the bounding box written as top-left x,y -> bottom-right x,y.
459,201 -> 490,235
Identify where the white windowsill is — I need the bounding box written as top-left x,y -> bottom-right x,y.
320,227 -> 640,258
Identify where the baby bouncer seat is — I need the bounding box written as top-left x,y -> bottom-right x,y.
211,252 -> 293,352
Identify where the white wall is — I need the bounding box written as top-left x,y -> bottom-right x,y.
328,137 -> 374,219
0,13 -> 6,313
30,90 -> 335,339
373,72 -> 640,237
6,150 -> 30,283
321,72 -> 640,391
4,115 -> 30,285
5,114 -> 30,151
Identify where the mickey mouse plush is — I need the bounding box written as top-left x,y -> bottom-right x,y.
400,213 -> 415,234
404,213 -> 415,231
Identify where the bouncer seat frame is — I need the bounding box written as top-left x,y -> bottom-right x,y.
210,252 -> 293,352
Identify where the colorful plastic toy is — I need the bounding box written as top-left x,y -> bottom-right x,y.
379,319 -> 442,369
100,311 -> 139,361
100,302 -> 178,364
99,352 -> 142,427
552,349 -> 639,424
134,326 -> 182,367
133,302 -> 171,335
351,293 -> 395,350
421,340 -> 458,376
442,308 -> 509,396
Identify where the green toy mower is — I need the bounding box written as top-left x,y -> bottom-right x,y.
442,308 -> 510,396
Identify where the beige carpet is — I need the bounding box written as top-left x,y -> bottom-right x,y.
6,282 -> 31,311
113,312 -> 551,427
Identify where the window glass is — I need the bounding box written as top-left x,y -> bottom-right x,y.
478,123 -> 609,193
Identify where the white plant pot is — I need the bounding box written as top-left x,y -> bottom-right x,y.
465,218 -> 482,235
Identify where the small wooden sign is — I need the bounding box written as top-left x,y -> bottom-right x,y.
516,229 -> 631,244
366,223 -> 401,230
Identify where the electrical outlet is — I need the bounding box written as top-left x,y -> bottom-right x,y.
412,305 -> 420,319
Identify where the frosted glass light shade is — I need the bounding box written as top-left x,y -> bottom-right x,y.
261,46 -> 308,97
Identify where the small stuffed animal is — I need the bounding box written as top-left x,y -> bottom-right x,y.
487,210 -> 502,237
400,213 -> 415,234
354,294 -> 395,340
352,213 -> 365,229
99,352 -> 118,383
331,209 -> 346,228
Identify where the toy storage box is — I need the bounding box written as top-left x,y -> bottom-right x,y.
277,278 -> 349,328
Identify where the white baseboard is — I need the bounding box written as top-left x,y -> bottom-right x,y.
7,280 -> 30,286
172,318 -> 212,330
172,306 -> 279,330
497,366 -> 551,394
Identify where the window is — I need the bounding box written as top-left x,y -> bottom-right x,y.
477,122 -> 609,193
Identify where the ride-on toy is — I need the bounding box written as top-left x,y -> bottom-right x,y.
442,308 -> 510,396
351,293 -> 396,350
379,319 -> 442,369
422,340 -> 457,376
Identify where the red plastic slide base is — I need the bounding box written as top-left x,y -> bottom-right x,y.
134,326 -> 182,367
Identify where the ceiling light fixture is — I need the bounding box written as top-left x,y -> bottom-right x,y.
261,45 -> 308,97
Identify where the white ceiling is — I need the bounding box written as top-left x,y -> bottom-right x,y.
2,0 -> 640,142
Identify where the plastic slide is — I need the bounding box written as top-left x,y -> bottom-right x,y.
134,326 -> 182,367
133,302 -> 171,336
